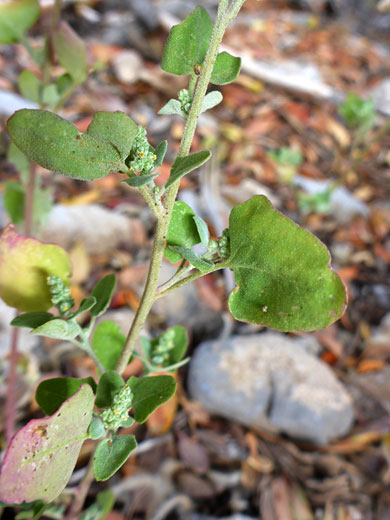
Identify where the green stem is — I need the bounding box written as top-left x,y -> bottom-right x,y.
115,0 -> 245,375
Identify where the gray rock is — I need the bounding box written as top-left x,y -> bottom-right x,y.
188,333 -> 354,444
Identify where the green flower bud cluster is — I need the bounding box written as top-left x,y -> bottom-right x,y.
127,126 -> 157,175
151,328 -> 175,365
208,228 -> 230,259
178,89 -> 192,115
47,275 -> 74,317
100,384 -> 133,431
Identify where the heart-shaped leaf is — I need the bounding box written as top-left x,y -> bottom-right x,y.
32,319 -> 79,340
161,7 -> 213,75
210,52 -> 241,85
36,377 -> 97,415
0,0 -> 40,44
164,201 -> 201,263
0,384 -> 94,504
86,112 -> 138,161
92,321 -> 126,371
90,274 -> 116,317
158,99 -> 186,118
7,110 -> 126,180
128,375 -> 176,423
200,91 -> 223,114
52,21 -> 87,84
93,435 -> 137,481
0,225 -> 71,312
165,150 -> 211,189
227,196 -> 347,331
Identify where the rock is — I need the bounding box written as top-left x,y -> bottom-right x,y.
152,262 -> 223,342
0,89 -> 37,117
188,333 -> 354,444
112,50 -> 143,84
368,78 -> 390,116
38,204 -> 134,254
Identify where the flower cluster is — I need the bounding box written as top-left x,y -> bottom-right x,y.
208,228 -> 230,259
47,275 -> 74,317
127,126 -> 156,175
178,89 -> 192,115
151,328 -> 175,366
100,385 -> 133,431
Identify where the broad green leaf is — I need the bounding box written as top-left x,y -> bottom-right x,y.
339,93 -> 376,131
128,375 -> 176,423
93,434 -> 137,481
154,140 -> 168,167
123,173 -> 159,188
73,296 -> 97,316
88,418 -> 106,440
227,196 -> 347,331
0,225 -> 71,312
167,326 -> 188,364
7,110 -> 125,181
52,22 -> 87,84
193,215 -> 210,247
0,0 -> 40,44
4,181 -> 24,224
158,99 -> 186,118
164,201 -> 201,263
210,52 -> 241,85
200,91 -> 223,114
90,274 -> 116,317
41,84 -> 60,106
32,319 -> 79,340
87,112 -> 138,161
0,384 -> 94,504
56,73 -> 73,95
18,70 -> 41,103
165,150 -> 211,189
11,312 -> 54,329
92,321 -> 125,371
36,377 -> 97,415
95,371 -> 124,408
169,246 -> 213,272
7,143 -> 30,184
161,7 -> 213,75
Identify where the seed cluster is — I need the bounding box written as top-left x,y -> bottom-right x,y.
151,328 -> 175,366
178,89 -> 192,115
100,385 -> 133,431
127,126 -> 157,175
47,275 -> 74,317
208,228 -> 230,259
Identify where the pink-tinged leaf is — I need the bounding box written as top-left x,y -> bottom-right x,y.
0,384 -> 94,504
0,224 -> 71,312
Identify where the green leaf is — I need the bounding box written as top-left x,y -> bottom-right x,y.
90,274 -> 117,317
193,215 -> 209,248
95,371 -> 124,408
80,490 -> 115,520
164,200 -> 201,263
158,99 -> 186,118
161,7 -> 213,75
169,246 -> 213,272
128,375 -> 176,423
154,140 -> 168,167
93,434 -> 137,481
87,112 -> 138,161
7,143 -> 30,184
0,0 -> 40,44
18,70 -> 42,103
123,173 -> 159,187
165,150 -> 211,189
88,418 -> 106,440
211,51 -> 241,85
226,196 -> 347,331
168,326 -> 189,364
73,296 -> 97,316
339,93 -> 376,132
0,384 -> 94,504
0,226 -> 71,312
268,147 -> 303,167
200,91 -> 223,114
92,321 -> 125,371
41,84 -> 60,106
32,319 -> 79,340
52,21 -> 87,84
56,73 -> 73,95
11,311 -> 54,329
36,377 -> 97,415
4,181 -> 25,224
7,110 -> 125,181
